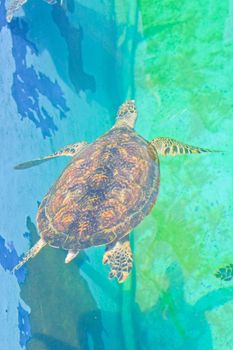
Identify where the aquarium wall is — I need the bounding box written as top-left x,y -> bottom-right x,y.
1,0 -> 233,349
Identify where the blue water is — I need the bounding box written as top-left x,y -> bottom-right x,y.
0,1 -> 139,349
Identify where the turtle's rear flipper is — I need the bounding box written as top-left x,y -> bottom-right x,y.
150,137 -> 222,156
103,236 -> 133,283
14,142 -> 88,170
13,238 -> 47,272
65,249 -> 79,264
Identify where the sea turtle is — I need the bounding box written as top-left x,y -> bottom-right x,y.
14,100 -> 219,283
6,0 -> 61,23
215,264 -> 233,282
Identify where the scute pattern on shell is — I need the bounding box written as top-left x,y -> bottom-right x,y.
36,127 -> 160,250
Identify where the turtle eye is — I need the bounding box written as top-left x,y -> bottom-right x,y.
118,111 -> 127,119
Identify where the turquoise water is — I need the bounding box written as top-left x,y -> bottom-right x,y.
1,0 -> 233,349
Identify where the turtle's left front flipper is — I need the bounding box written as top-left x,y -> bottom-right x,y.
15,142 -> 88,170
6,0 -> 27,22
6,0 -> 59,23
150,137 -> 222,156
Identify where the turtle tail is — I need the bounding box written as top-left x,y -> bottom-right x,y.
13,238 -> 47,272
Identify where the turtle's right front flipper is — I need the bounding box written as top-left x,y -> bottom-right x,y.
150,137 -> 222,156
14,141 -> 88,170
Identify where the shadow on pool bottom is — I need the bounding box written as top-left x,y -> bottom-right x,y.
20,217 -> 233,350
21,217 -> 109,350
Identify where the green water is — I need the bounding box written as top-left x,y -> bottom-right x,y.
17,1 -> 233,349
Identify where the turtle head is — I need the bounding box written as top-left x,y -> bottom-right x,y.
115,100 -> 138,128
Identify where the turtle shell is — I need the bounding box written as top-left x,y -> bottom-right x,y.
37,126 -> 160,250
